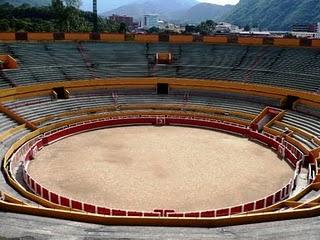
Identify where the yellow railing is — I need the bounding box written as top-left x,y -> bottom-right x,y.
1,78 -> 318,104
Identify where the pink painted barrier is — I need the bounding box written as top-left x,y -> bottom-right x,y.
112,209 -> 127,216
153,209 -> 164,217
42,188 -> 49,201
275,191 -> 281,202
200,210 -> 215,218
50,193 -> 59,204
144,212 -> 160,217
97,207 -> 111,215
84,204 -> 96,213
164,210 -> 175,217
255,199 -> 265,210
71,200 -> 82,210
266,195 -> 274,207
36,183 -> 41,195
127,211 -> 143,217
185,212 -> 200,218
60,196 -> 70,207
168,213 -> 184,218
243,202 -> 255,212
230,206 -> 242,215
216,208 -> 230,217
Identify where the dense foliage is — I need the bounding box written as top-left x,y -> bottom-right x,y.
185,20 -> 217,35
0,0 -> 124,32
225,0 -> 320,30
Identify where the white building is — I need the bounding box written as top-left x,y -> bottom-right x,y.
143,14 -> 159,29
215,22 -> 240,33
158,21 -> 185,33
291,31 -> 320,39
239,31 -> 271,37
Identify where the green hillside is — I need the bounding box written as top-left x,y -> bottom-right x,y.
225,0 -> 320,30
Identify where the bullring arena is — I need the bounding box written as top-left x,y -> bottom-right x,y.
0,33 -> 320,236
28,126 -> 292,212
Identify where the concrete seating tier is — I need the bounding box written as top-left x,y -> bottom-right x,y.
281,112 -> 320,138
0,113 -> 19,134
0,127 -> 33,204
294,102 -> 320,119
4,90 -> 265,127
0,42 -> 319,92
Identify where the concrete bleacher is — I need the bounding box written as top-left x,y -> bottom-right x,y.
170,88 -> 281,107
0,113 -> 19,133
270,48 -> 320,76
0,72 -> 11,89
281,112 -> 320,138
0,129 -> 33,204
291,133 -> 319,150
0,42 -> 320,92
0,111 -> 33,204
4,95 -> 114,124
3,88 -> 266,128
270,111 -> 320,150
294,102 -> 320,119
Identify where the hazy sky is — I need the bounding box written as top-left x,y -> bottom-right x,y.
200,0 -> 240,5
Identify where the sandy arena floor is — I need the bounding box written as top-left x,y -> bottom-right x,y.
28,126 -> 293,212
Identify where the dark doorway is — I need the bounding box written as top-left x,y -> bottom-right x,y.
157,83 -> 169,95
284,95 -> 300,110
53,87 -> 68,99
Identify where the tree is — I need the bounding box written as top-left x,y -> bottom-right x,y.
0,19 -> 10,31
185,25 -> 196,33
0,2 -> 122,33
148,27 -> 159,33
100,19 -> 120,33
51,0 -> 84,32
284,33 -> 296,39
244,25 -> 250,31
51,0 -> 63,9
118,22 -> 128,33
195,20 -> 217,35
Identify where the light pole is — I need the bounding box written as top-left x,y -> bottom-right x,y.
93,0 -> 98,32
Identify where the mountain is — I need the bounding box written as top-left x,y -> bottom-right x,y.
80,0 -> 139,13
182,3 -> 234,24
0,0 -> 50,6
225,0 -> 320,30
102,0 -> 199,20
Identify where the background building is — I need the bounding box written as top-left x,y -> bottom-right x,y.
143,14 -> 159,29
109,14 -> 134,27
292,23 -> 318,33
215,22 -> 240,34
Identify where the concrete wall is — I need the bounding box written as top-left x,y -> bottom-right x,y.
169,35 -> 193,43
65,33 -> 90,41
135,34 -> 159,43
27,33 -> 54,41
238,37 -> 264,45
100,33 -> 125,42
274,38 -> 300,47
203,36 -> 228,44
312,40 -> 320,47
0,33 -> 15,41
